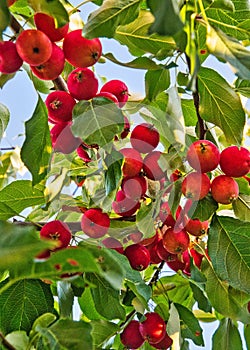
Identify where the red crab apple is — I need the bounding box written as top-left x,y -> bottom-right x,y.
182,248 -> 204,275
7,0 -> 17,6
63,29 -> 102,68
121,175 -> 147,200
34,12 -> 69,42
185,218 -> 209,236
127,231 -> 143,243
139,312 -> 166,344
186,140 -> 220,173
94,91 -> 118,104
181,172 -> 210,201
67,67 -> 98,100
0,41 -> 23,74
220,146 -> 250,178
162,227 -> 190,254
112,190 -> 140,217
50,122 -> 81,154
120,116 -> 130,139
100,79 -> 129,107
143,151 -> 165,181
130,123 -> 160,153
211,175 -> 239,204
119,148 -> 143,177
156,241 -> 186,271
124,243 -> 150,271
76,145 -> 92,163
16,29 -> 52,66
81,208 -> 110,238
101,237 -> 124,254
120,320 -> 145,349
150,332 -> 173,349
45,91 -> 76,124
30,43 -> 65,80
40,220 -> 72,251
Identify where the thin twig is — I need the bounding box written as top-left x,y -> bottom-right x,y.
192,85 -> 207,140
148,260 -> 165,286
53,76 -> 68,92
0,333 -> 17,350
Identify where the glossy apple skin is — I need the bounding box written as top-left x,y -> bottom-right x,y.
30,43 -> 65,80
45,91 -> 76,124
119,148 -> 143,177
67,67 -> 98,100
81,208 -> 110,239
185,218 -> 209,236
124,243 -> 150,271
120,320 -> 145,349
130,123 -> 160,153
121,175 -> 147,200
143,151 -> 165,181
112,190 -> 140,217
40,220 -> 72,251
211,175 -> 239,204
16,29 -> 52,66
187,140 -> 220,173
162,227 -> 190,254
63,29 -> 102,68
34,12 -> 69,42
220,146 -> 250,178
100,79 -> 129,107
0,41 -> 23,74
50,122 -> 81,154
150,332 -> 173,349
181,172 -> 210,201
139,312 -> 166,344
101,237 -> 124,254
94,92 -> 118,104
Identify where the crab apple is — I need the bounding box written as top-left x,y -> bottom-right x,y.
67,67 -> 98,101
30,43 -> 65,80
63,29 -> 102,68
46,91 -> 76,124
182,248 -> 204,275
121,175 -> 147,200
124,243 -> 150,271
120,320 -> 145,349
50,122 -> 81,154
181,172 -> 210,201
76,145 -> 92,163
127,231 -> 143,243
186,140 -> 220,173
211,175 -> 239,204
119,148 -> 143,177
159,202 -> 171,223
112,190 -> 140,217
130,123 -> 160,153
81,208 -> 110,239
139,312 -> 166,344
34,12 -> 69,42
40,220 -> 72,251
120,116 -> 130,139
158,244 -> 186,272
16,29 -> 52,66
100,79 -> 129,107
143,151 -> 165,181
150,332 -> 173,349
185,218 -> 209,236
219,146 -> 250,178
0,41 -> 23,74
7,0 -> 17,5
162,227 -> 190,254
101,237 -> 124,254
142,231 -> 162,264
94,91 -> 118,104
170,169 -> 183,182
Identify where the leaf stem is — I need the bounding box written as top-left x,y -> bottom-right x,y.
68,0 -> 94,15
197,0 -> 209,24
0,333 -> 17,350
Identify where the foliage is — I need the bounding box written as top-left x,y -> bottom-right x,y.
0,0 -> 249,349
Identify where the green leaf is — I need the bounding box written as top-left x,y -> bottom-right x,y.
207,25 -> 250,80
83,0 -> 141,38
91,320 -> 120,348
79,287 -> 107,321
72,99 -> 124,149
212,318 -> 243,350
207,0 -> 235,11
190,282 -> 212,313
244,324 -> 250,350
4,331 -> 29,350
0,180 -> 45,220
235,78 -> 250,98
37,319 -> 92,350
0,279 -> 55,334
174,303 -> 204,346
0,73 -> 15,89
147,0 -> 184,36
104,150 -> 123,196
57,281 -> 74,318
145,68 -> 170,101
181,99 -> 197,127
0,221 -> 53,275
114,10 -> 176,57
198,67 -> 245,145
187,194 -> 218,221
104,52 -> 160,69
21,95 -> 52,186
87,273 -> 126,320
126,280 -> 151,309
8,0 -> 33,18
136,202 -> 155,238
202,259 -> 250,323
0,2 -> 10,37
206,0 -> 250,40
0,152 -> 12,190
208,215 -> 250,294
27,0 -> 69,27
0,103 -> 10,141
233,195 -> 250,222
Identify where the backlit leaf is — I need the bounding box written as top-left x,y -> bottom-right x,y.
145,68 -> 170,101
0,103 -> 10,141
91,320 -> 120,348
28,0 -> 69,27
212,318 -> 243,350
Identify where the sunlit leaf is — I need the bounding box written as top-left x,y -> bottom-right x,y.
104,52 -> 160,69
91,320 -> 120,348
212,318 -> 243,350
233,195 -> 250,222
28,0 -> 69,27
145,68 -> 170,101
235,78 -> 250,98
0,1 -> 10,37
0,103 -> 10,142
